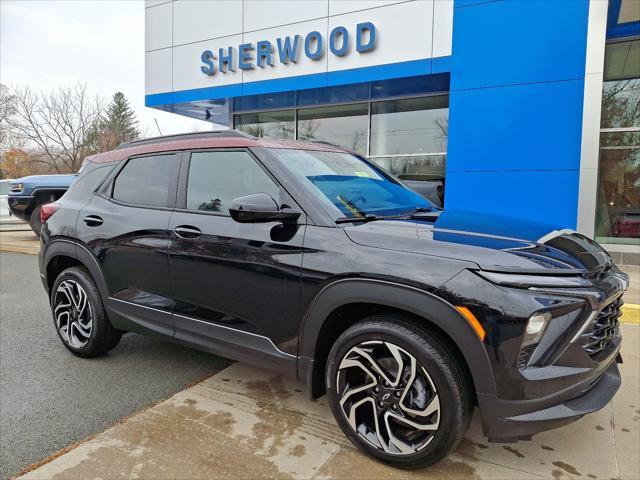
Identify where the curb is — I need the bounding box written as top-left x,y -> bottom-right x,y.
0,244 -> 40,255
621,304 -> 639,325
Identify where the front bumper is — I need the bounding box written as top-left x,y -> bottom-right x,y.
438,267 -> 627,442
478,356 -> 621,442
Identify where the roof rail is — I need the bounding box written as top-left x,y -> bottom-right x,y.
117,129 -> 256,149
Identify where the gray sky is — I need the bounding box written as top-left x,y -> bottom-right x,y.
0,0 -> 212,136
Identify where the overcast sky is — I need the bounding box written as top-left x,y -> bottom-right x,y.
1,0 -> 212,136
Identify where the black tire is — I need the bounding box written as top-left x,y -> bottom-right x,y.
50,266 -> 122,357
326,315 -> 473,469
29,205 -> 42,237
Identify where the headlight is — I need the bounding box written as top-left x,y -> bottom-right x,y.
475,271 -> 591,288
10,183 -> 24,193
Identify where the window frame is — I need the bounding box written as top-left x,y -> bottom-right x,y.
105,151 -> 183,211
593,38 -> 640,246
174,147 -> 303,219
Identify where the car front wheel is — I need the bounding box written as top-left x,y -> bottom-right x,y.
326,316 -> 473,469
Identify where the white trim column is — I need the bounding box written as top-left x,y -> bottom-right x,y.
576,0 -> 608,238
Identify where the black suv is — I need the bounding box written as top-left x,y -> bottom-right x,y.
39,131 -> 627,469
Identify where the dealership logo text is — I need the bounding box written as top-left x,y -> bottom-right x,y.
200,22 -> 376,76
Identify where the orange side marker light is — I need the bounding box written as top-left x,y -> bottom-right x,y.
456,306 -> 486,341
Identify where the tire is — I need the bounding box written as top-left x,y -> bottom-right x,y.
29,205 -> 42,237
326,315 -> 473,469
50,266 -> 122,357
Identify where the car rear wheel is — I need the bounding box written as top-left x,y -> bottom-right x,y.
51,266 -> 122,357
326,316 -> 473,469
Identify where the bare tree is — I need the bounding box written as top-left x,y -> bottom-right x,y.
6,83 -> 104,173
0,84 -> 16,150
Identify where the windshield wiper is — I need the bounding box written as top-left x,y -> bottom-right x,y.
402,206 -> 439,215
399,206 -> 442,220
335,214 -> 382,224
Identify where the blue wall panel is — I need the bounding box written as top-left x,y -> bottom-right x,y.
446,0 -> 591,229
452,1 -> 589,91
445,170 -> 580,228
447,79 -> 585,172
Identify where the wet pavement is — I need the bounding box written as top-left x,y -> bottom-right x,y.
0,252 -> 230,480
1,226 -> 638,479
17,322 -> 640,480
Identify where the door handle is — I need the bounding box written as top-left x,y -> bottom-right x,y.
173,225 -> 202,239
83,215 -> 103,227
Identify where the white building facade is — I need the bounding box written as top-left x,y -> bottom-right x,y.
145,0 -> 640,263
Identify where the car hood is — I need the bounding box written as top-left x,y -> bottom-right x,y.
343,209 -> 612,274
9,174 -> 76,195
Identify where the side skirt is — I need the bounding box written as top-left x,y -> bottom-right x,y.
174,314 -> 298,378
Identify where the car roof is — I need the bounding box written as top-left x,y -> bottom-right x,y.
85,130 -> 348,164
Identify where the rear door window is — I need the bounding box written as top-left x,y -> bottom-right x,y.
112,154 -> 178,207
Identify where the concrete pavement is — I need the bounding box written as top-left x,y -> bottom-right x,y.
1,226 -> 639,479
17,323 -> 639,480
0,223 -> 39,255
0,252 -> 230,479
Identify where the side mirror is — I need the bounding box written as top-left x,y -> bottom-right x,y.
229,193 -> 301,224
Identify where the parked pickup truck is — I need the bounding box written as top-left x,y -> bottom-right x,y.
8,174 -> 76,236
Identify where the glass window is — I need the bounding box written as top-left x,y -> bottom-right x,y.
186,151 -> 280,213
595,138 -> 640,243
371,155 -> 446,179
370,96 -> 449,156
112,154 -> 175,207
601,41 -> 640,129
297,104 -> 368,155
271,148 -> 432,218
618,0 -> 640,24
234,110 -> 295,139
596,40 -> 640,244
604,40 -> 640,81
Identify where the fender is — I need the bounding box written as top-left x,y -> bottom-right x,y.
43,238 -> 110,301
297,278 -> 497,398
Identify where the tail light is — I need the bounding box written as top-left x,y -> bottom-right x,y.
40,202 -> 61,224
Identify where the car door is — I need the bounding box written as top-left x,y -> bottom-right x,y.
76,152 -> 180,338
167,149 -> 306,372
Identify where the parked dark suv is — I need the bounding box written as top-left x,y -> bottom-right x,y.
39,131 -> 628,469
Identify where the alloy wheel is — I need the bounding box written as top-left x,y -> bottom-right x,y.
336,340 -> 440,455
53,280 -> 93,348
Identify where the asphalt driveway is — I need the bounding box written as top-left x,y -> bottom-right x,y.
0,252 -> 230,479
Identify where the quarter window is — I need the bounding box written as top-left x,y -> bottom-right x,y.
186,151 -> 281,213
112,154 -> 176,207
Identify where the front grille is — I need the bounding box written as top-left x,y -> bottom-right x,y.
517,344 -> 535,369
580,296 -> 623,357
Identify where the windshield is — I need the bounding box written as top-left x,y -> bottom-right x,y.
270,149 -> 433,218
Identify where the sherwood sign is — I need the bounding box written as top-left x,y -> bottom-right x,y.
200,22 -> 377,76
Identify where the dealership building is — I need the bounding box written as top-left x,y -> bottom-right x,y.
145,0 -> 640,261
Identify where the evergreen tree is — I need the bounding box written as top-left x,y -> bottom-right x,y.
103,92 -> 140,143
86,92 -> 140,153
